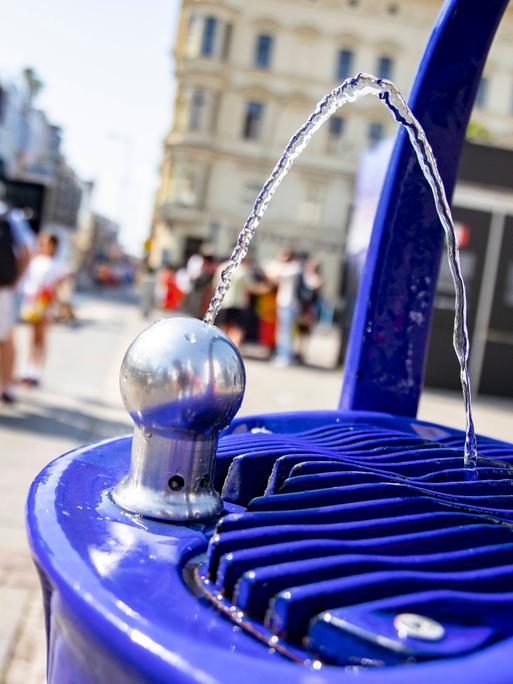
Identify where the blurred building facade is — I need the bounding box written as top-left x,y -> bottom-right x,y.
0,72 -> 91,245
90,214 -> 121,261
0,76 -> 61,186
151,0 -> 513,300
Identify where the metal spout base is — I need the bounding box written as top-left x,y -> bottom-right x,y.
112,318 -> 246,523
112,426 -> 224,523
112,477 -> 223,522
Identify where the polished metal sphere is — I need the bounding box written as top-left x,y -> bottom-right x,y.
114,316 -> 245,522
120,316 -> 245,437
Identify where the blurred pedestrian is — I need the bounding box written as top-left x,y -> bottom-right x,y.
0,186 -> 32,403
139,264 -> 156,319
175,266 -> 192,304
182,246 -> 216,319
20,233 -> 66,386
159,263 -> 184,312
296,258 -> 323,363
55,274 -> 77,324
254,276 -> 277,351
214,256 -> 255,347
266,250 -> 301,367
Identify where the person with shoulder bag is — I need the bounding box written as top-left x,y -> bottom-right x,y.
0,184 -> 32,403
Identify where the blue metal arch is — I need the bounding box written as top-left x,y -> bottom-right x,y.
340,0 -> 509,417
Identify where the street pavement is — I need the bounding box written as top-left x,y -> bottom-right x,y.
1,290 -> 512,682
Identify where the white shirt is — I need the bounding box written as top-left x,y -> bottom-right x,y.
22,255 -> 66,297
214,261 -> 253,309
266,259 -> 301,309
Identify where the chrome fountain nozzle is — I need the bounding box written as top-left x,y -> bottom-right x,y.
113,317 -> 245,522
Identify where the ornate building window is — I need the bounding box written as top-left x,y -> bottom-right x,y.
377,55 -> 394,80
327,116 -> 346,154
186,15 -> 202,57
368,121 -> 385,147
336,49 -> 354,81
242,101 -> 265,140
201,16 -> 217,57
299,183 -> 324,226
189,89 -> 205,131
254,34 -> 274,69
242,179 -> 265,205
222,23 -> 233,60
209,92 -> 220,133
176,172 -> 197,207
329,116 -> 345,138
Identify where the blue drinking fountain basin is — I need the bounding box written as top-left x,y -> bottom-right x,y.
26,0 -> 513,682
27,410 -> 513,683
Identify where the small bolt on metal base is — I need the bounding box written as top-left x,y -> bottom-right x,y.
113,317 -> 245,522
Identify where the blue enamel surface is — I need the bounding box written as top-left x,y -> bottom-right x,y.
27,436 -> 291,684
341,0 -> 509,416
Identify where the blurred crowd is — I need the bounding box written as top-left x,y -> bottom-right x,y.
0,176 -> 330,409
0,182 -> 75,404
140,245 -> 324,367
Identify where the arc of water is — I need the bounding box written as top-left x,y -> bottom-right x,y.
203,73 -> 476,467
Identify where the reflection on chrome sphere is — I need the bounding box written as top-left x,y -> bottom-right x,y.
120,317 -> 245,436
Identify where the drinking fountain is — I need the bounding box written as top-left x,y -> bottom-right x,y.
27,1 -> 513,682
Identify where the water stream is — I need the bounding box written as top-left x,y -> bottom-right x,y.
203,73 -> 477,467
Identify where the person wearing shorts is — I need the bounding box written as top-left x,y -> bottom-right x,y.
0,288 -> 17,401
0,191 -> 32,403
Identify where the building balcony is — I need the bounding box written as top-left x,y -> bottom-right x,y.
155,200 -> 206,225
165,129 -> 216,149
175,55 -> 230,84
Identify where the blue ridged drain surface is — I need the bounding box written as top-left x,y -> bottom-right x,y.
197,422 -> 513,667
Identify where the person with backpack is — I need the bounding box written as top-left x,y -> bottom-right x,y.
0,183 -> 33,404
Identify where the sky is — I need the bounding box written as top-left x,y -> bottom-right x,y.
0,0 -> 180,254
